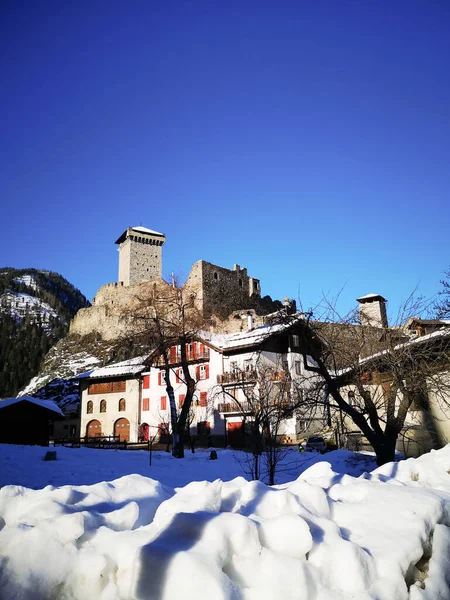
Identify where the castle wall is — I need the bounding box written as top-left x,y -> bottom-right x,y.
184,260 -> 261,320
70,280 -> 171,340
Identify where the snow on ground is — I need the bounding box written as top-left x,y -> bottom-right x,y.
0,445 -> 449,600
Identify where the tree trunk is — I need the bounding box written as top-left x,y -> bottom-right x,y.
372,432 -> 398,466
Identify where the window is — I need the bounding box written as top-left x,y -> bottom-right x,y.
197,421 -> 211,436
161,396 -> 167,410
118,398 -> 126,412
290,335 -> 300,348
230,361 -> 239,373
142,398 -> 150,411
348,391 -> 355,406
239,279 -> 243,287
178,394 -> 185,409
213,272 -> 218,280
88,380 -> 126,394
200,392 -> 207,407
158,371 -> 164,386
196,364 -> 209,380
100,399 -> 107,413
295,361 -> 301,376
87,400 -> 93,414
176,368 -> 183,383
143,375 -> 150,389
243,359 -> 252,372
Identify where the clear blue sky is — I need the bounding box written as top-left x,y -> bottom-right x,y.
1,0 -> 449,321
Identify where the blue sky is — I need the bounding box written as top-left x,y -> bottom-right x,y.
1,0 -> 449,321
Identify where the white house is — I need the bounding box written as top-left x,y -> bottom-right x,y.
78,317 -> 319,446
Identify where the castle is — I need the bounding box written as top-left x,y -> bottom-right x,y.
70,226 -> 266,339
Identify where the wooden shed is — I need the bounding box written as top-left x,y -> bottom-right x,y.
0,396 -> 64,446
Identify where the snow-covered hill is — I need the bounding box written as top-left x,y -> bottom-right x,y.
0,268 -> 90,398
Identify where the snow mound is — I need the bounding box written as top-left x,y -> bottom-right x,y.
0,447 -> 449,599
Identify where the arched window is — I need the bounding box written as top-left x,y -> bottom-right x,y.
119,398 -> 126,412
100,399 -> 107,413
87,400 -> 93,414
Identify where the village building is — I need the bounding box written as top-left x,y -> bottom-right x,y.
0,396 -> 63,446
77,317 -> 320,447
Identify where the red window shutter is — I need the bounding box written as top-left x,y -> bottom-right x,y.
205,365 -> 209,379
143,375 -> 150,389
178,394 -> 185,409
206,421 -> 211,433
161,396 -> 167,410
158,423 -> 163,435
170,346 -> 177,362
200,392 -> 207,407
176,369 -> 180,384
158,371 -> 163,386
143,398 -> 149,411
199,343 -> 205,356
196,366 -> 200,380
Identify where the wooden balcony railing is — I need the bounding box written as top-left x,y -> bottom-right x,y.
216,370 -> 257,385
155,349 -> 210,366
217,401 -> 253,414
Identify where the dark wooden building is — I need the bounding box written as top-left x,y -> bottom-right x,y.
0,396 -> 64,446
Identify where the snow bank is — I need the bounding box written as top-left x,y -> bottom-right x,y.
0,446 -> 449,599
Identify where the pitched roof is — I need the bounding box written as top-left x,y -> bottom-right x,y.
115,226 -> 165,244
200,315 -> 305,352
0,395 -> 64,417
77,357 -> 148,380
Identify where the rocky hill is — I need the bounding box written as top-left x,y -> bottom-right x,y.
0,268 -> 90,398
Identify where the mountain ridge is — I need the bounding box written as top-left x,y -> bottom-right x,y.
0,267 -> 90,398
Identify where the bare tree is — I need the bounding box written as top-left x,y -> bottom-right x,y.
294,294 -> 450,466
126,281 -> 205,458
216,355 -> 310,484
435,267 -> 450,319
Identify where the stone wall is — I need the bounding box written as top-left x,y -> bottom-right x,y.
70,280 -> 171,341
184,260 -> 261,321
118,229 -> 164,286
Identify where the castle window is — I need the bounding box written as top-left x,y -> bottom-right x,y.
100,399 -> 107,413
87,400 -> 93,414
119,398 -> 126,412
239,279 -> 243,287
213,272 -> 218,280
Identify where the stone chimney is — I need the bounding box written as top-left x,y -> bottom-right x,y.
357,294 -> 388,328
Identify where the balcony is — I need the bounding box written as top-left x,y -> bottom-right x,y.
155,348 -> 210,366
270,371 -> 291,382
217,401 -> 253,414
217,370 -> 258,385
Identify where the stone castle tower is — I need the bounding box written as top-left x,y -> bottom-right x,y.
115,226 -> 166,286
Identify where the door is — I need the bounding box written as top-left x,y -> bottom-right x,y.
227,421 -> 245,448
114,418 -> 130,442
86,420 -> 102,439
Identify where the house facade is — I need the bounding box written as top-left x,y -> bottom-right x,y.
78,319 -> 319,447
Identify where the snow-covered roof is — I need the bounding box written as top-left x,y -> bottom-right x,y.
200,315 -> 305,351
115,226 -> 165,244
356,293 -> 386,303
77,357 -> 148,380
131,226 -> 164,236
0,395 -> 64,416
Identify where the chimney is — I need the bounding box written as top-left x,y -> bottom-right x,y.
357,294 -> 388,328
